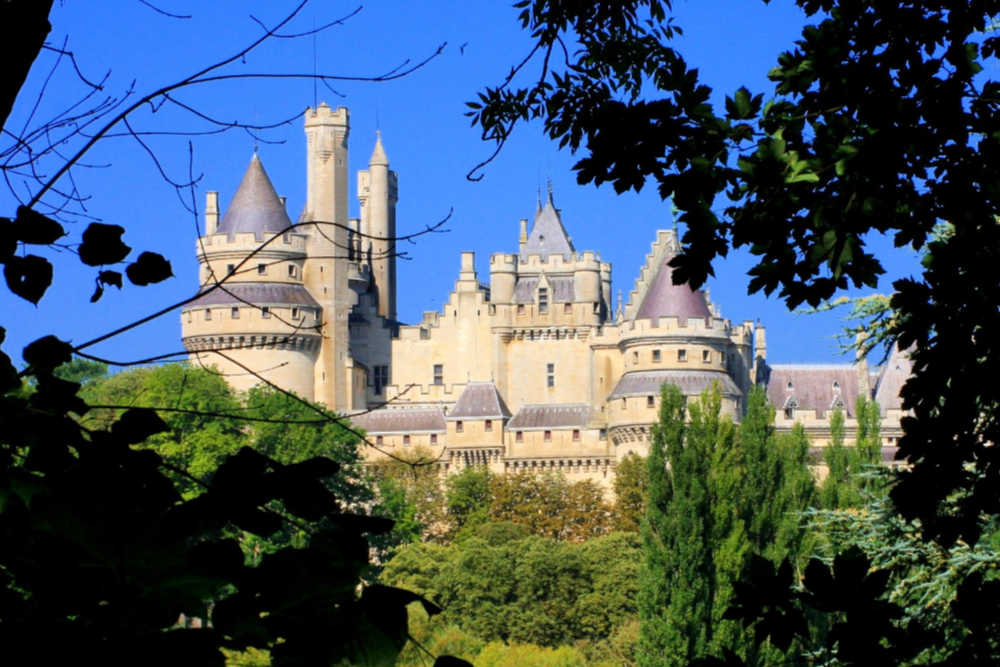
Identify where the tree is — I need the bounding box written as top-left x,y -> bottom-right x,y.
820,407 -> 852,510
446,466 -> 493,535
472,0 -> 1000,550
0,2 -> 465,662
488,471 -> 614,542
612,452 -> 648,533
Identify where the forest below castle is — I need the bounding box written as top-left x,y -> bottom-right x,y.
32,358 -> 992,666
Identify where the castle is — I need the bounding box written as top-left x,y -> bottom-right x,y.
181,104 -> 908,487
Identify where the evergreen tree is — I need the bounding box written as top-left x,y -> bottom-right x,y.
852,395 -> 883,497
638,383 -> 684,665
820,407 -> 852,509
639,383 -> 748,665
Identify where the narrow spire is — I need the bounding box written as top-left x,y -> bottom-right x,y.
369,130 -> 389,166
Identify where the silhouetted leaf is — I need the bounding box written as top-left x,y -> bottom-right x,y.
126,251 -> 173,285
4,254 -> 52,303
78,222 -> 130,266
0,217 -> 15,260
111,407 -> 169,444
434,657 -> 475,667
98,269 -> 122,288
22,335 -> 72,373
12,206 -> 64,244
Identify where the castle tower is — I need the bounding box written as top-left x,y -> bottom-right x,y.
301,103 -> 351,410
182,153 -> 320,400
357,131 -> 398,320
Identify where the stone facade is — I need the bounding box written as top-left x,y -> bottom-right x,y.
182,104 -> 908,488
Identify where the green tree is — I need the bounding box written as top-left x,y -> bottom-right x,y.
612,452 -> 648,532
81,364 -> 245,498
488,471 -> 613,541
638,382 -> 683,664
446,466 -> 493,535
370,446 -> 448,542
820,407 -> 853,510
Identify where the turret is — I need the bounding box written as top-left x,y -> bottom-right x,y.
358,131 -> 398,320
205,191 -> 219,235
302,103 -> 351,410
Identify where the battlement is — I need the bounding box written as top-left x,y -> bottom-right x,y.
305,102 -> 349,126
624,229 -> 680,320
618,314 -> 732,340
198,231 -> 306,253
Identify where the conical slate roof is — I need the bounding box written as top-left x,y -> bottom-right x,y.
635,260 -> 711,320
523,189 -> 574,257
216,153 -> 292,239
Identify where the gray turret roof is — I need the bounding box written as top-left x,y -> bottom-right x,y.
508,403 -> 592,429
216,153 -> 292,240
609,370 -> 741,400
635,261 -> 711,321
184,282 -> 320,309
523,189 -> 574,257
349,407 -> 446,434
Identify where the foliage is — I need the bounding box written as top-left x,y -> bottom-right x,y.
820,407 -> 852,510
446,466 -> 493,534
81,364 -> 245,499
475,641 -> 588,666
488,471 -> 614,541
612,452 -> 648,532
0,333 -> 451,664
381,527 -> 641,651
370,446 -> 449,543
475,0 -> 1000,553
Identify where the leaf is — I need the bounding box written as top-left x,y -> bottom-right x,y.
0,217 -> 15,260
126,251 -> 173,286
13,206 -> 65,244
4,254 -> 53,303
22,335 -> 73,373
111,407 -> 170,444
434,657 -> 475,667
78,222 -> 131,266
90,270 -> 123,303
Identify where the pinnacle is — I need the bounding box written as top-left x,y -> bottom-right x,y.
370,130 -> 389,166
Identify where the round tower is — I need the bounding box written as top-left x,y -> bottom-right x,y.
182,153 -> 320,400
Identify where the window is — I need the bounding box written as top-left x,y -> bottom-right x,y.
516,431 -> 523,442
599,428 -> 607,440
652,349 -> 661,363
677,349 -> 687,362
257,263 -> 266,275
186,311 -> 192,323
288,264 -> 296,277
647,395 -> 655,408
632,350 -> 639,364
621,397 -> 627,408
433,364 -> 443,385
485,420 -> 493,432
291,308 -> 299,319
538,287 -> 549,313
784,408 -> 794,419
403,435 -> 411,445
231,307 -> 240,319
564,302 -> 572,314
376,435 -> 383,445
204,308 -> 212,321
456,421 -> 464,433
261,306 -> 270,319
517,304 -> 525,315
544,430 -> 552,442
546,362 -> 555,388
703,349 -> 711,363
373,365 -> 388,394
572,429 -> 580,441
431,433 -> 438,444
227,263 -> 235,275
420,328 -> 430,340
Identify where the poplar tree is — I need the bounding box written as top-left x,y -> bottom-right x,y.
638,383 -> 684,665
821,407 -> 852,509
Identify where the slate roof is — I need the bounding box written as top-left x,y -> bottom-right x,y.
635,261 -> 711,321
508,403 -> 592,429
608,370 -> 741,399
184,282 -> 320,309
513,276 -> 575,303
874,345 -> 912,415
348,407 -> 446,434
765,364 -> 860,418
523,190 -> 574,257
216,153 -> 292,240
448,382 -> 511,419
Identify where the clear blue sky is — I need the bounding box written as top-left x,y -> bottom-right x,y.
1,1 -> 922,370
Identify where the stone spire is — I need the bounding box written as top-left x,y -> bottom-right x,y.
216,153 -> 291,240
370,129 -> 389,166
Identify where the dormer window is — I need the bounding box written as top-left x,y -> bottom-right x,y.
787,381 -> 794,391
538,287 -> 549,314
